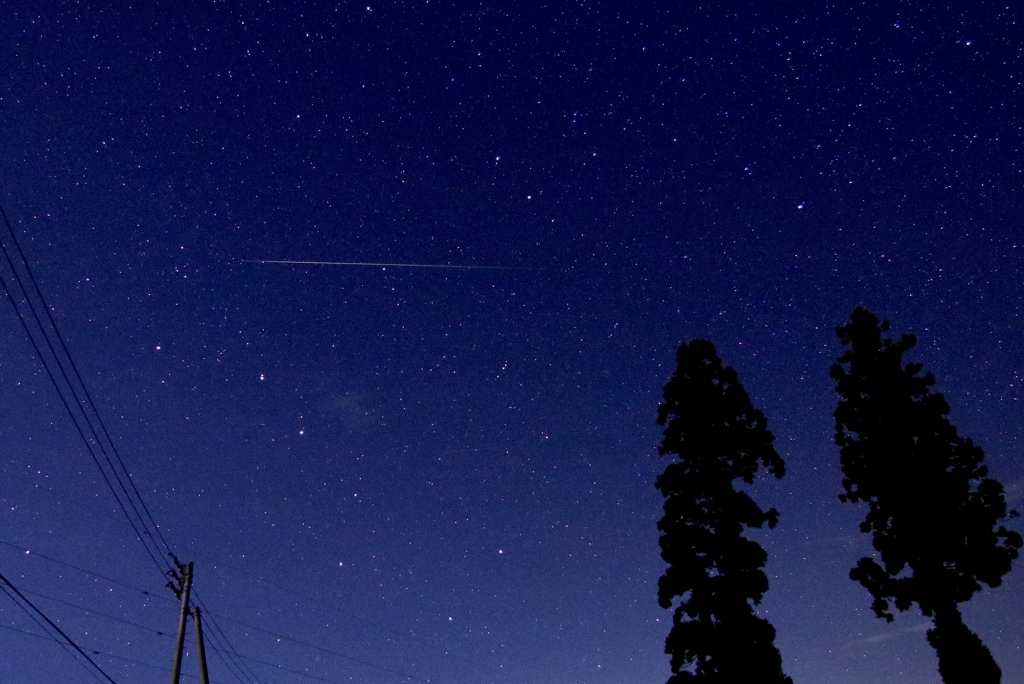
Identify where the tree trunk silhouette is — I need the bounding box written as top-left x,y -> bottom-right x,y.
926,604 -> 1001,684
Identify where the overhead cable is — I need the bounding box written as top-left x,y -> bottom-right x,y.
0,201 -> 255,683
0,570 -> 118,683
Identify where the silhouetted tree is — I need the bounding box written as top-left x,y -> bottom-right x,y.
656,339 -> 792,684
831,307 -> 1022,684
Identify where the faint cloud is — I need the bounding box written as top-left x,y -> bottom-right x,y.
324,390 -> 381,428
847,622 -> 930,648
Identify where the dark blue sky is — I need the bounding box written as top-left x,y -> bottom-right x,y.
1,2 -> 1023,682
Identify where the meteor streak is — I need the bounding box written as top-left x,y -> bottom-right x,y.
246,260 -> 518,270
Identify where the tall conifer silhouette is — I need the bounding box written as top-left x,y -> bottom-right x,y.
832,307 -> 1022,684
656,339 -> 791,683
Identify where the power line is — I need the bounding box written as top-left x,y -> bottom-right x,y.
8,534 -> 511,683
1,541 -> 263,684
0,582 -> 104,682
0,539 -> 177,604
94,646 -> 233,684
0,541 -> 262,682
0,545 -> 260,683
0,570 -> 118,683
0,203 -> 463,684
193,548 -> 422,640
0,255 -> 168,574
0,546 -> 258,683
19,586 -> 172,638
0,623 -> 230,684
192,549 -> 521,682
208,612 -> 432,683
0,201 -> 257,683
3,538 -> 442,684
0,203 -> 171,578
191,602 -> 263,684
203,641 -> 422,684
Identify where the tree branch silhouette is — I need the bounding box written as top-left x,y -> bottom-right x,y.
831,307 -> 1022,684
656,339 -> 792,684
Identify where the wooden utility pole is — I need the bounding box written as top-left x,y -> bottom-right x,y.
168,558 -> 193,684
192,605 -> 211,684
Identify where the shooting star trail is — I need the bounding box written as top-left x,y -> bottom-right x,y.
245,260 -> 522,270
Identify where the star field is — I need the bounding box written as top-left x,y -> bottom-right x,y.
2,2 -> 1023,683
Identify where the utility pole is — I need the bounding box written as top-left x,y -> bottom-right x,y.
167,557 -> 193,684
192,605 -> 211,684
167,557 -> 212,684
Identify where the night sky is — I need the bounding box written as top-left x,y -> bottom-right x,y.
2,2 -> 1023,683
